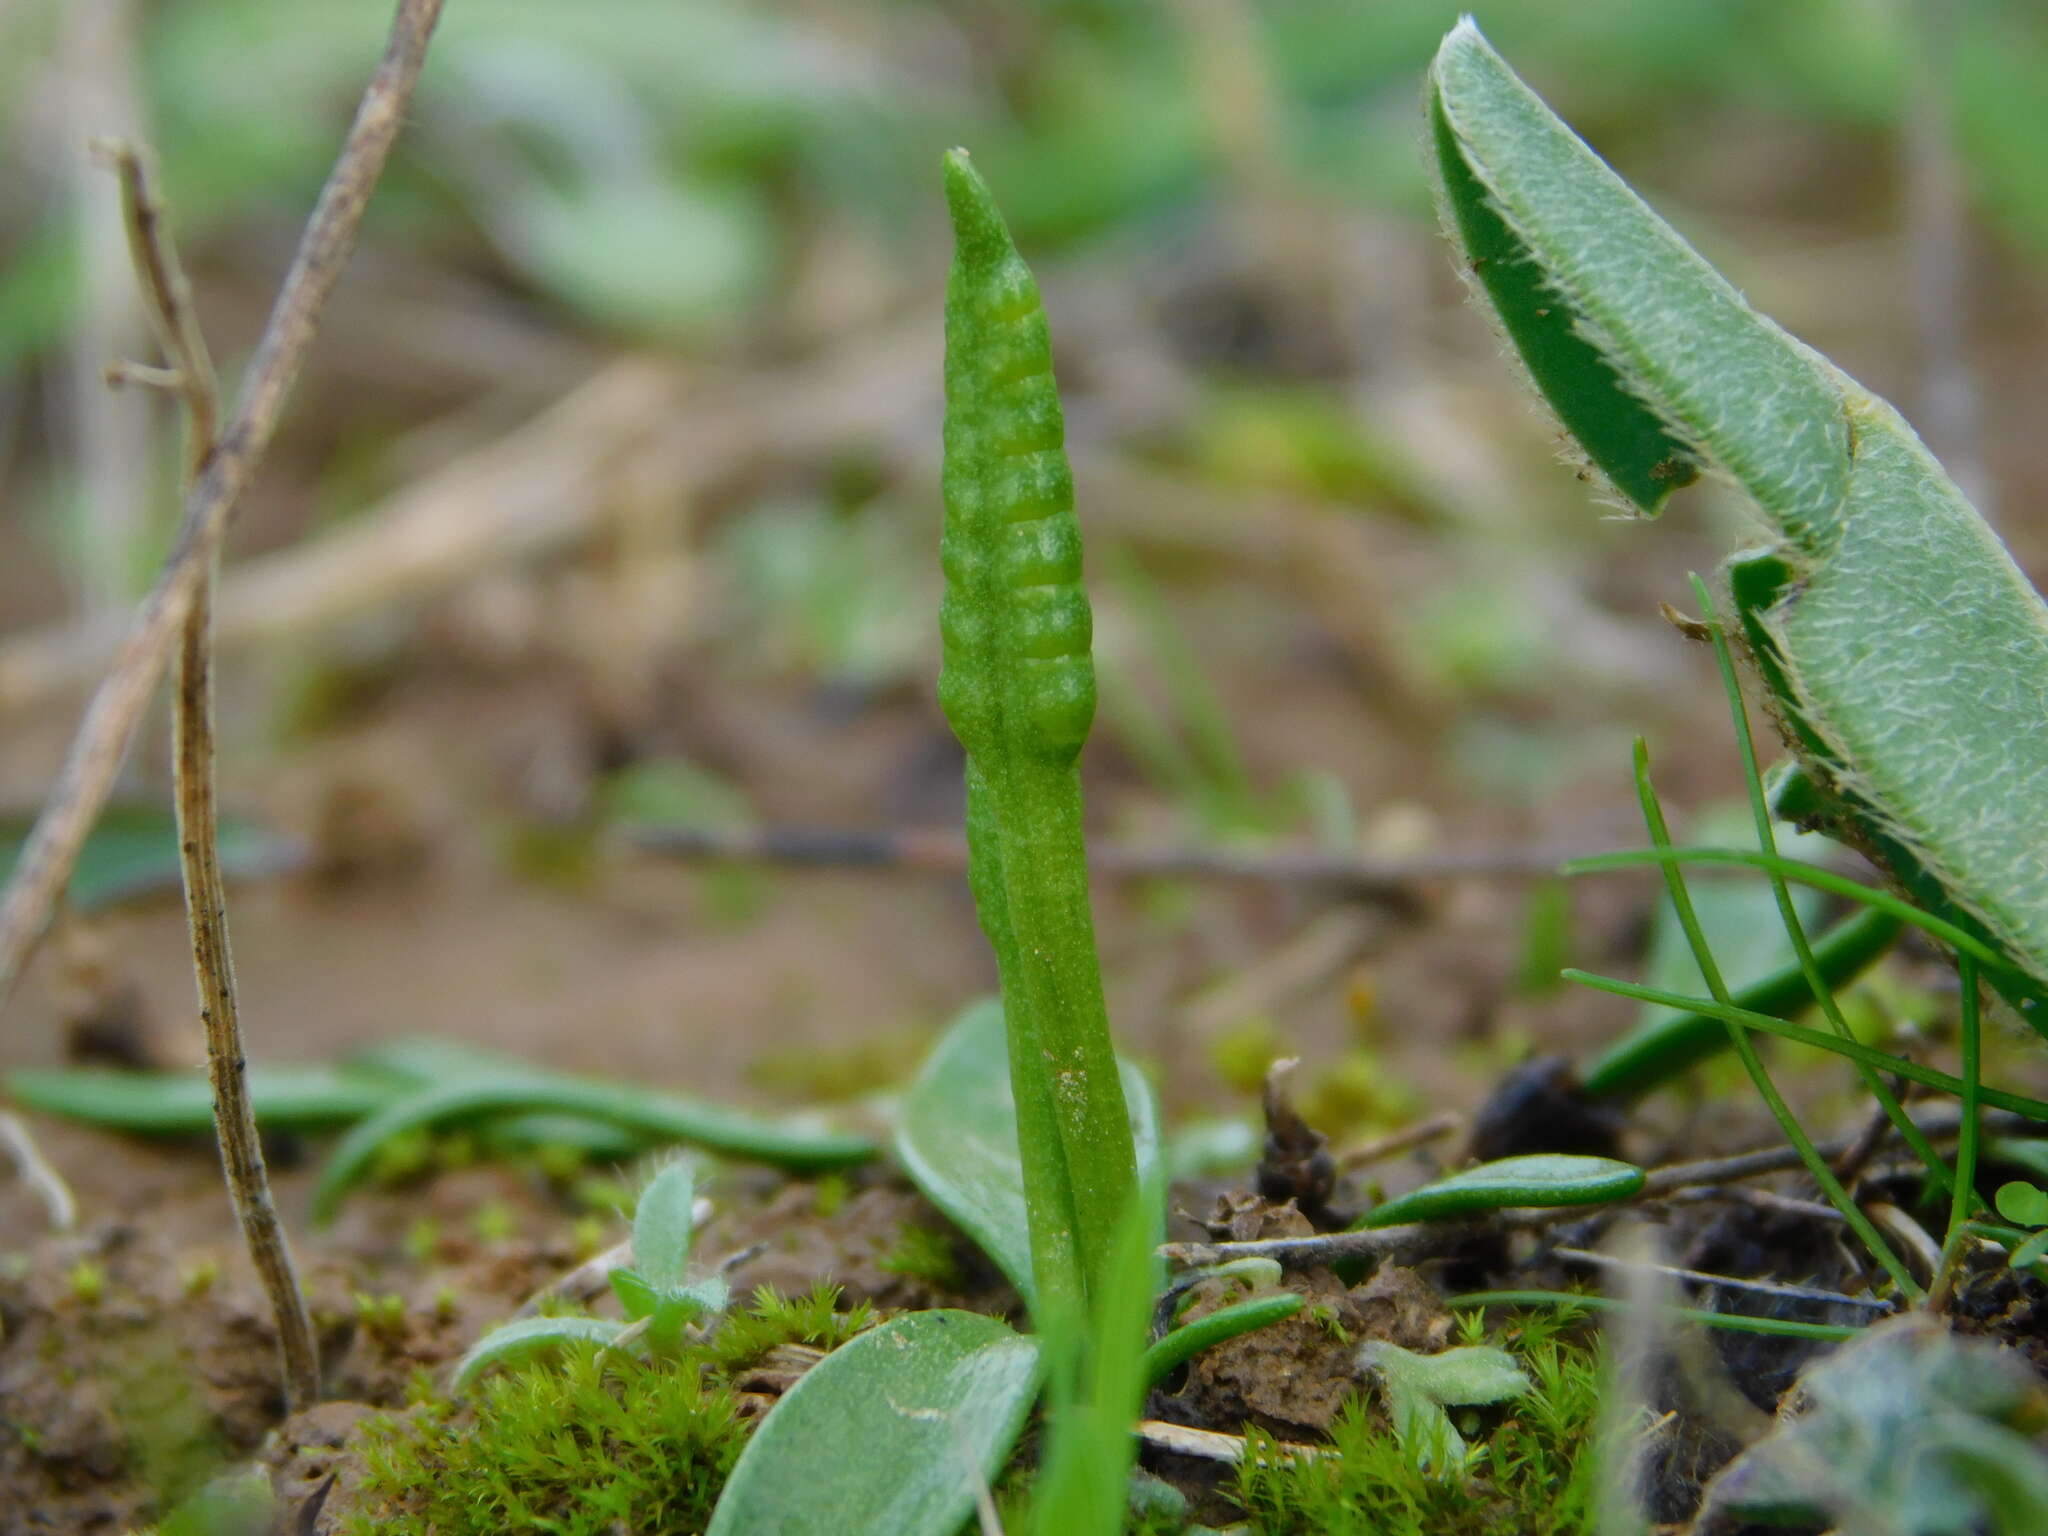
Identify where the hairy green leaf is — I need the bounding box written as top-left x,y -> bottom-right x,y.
705,1310 -> 1040,1536
630,1162 -> 697,1292
1360,1340 -> 1530,1476
1431,20 -> 2048,1030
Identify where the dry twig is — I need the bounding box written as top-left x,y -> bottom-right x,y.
1553,1247 -> 1893,1313
0,0 -> 446,1033
0,1110 -> 77,1231
1333,1110 -> 1462,1173
101,137 -> 323,1409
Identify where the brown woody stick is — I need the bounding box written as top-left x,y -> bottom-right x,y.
0,0 -> 445,1028
102,139 -> 321,1408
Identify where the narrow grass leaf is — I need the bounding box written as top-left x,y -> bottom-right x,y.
313,1075 -> 873,1224
1566,970 -> 2048,1125
6,1063 -> 394,1132
0,803 -> 297,913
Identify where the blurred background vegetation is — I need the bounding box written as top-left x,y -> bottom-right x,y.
3,0 -> 2048,1124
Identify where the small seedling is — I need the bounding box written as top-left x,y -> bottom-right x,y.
453,1162 -> 728,1389
178,1258 -> 219,1299
1993,1181 -> 2048,1270
1359,1339 -> 1531,1477
353,1292 -> 408,1344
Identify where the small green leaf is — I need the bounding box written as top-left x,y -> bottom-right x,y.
1994,1180 -> 2048,1230
2010,1231 -> 2048,1270
1362,1154 -> 1643,1228
705,1310 -> 1040,1536
630,1162 -> 697,1291
894,999 -> 1160,1313
610,1267 -> 658,1322
452,1316 -> 626,1392
1360,1341 -> 1530,1476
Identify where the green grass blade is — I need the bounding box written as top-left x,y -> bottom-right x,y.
1690,571 -> 1952,1196
1629,741 -> 1920,1299
1448,1291 -> 1862,1343
312,1076 -> 874,1225
1581,906 -> 1901,1101
1566,971 -> 2048,1125
1566,846 -> 2016,975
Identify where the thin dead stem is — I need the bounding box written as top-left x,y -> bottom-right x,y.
0,1110 -> 77,1231
105,138 -> 321,1409
4,0 -> 446,1409
0,0 -> 446,1028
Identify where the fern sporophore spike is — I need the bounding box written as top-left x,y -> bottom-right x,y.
1430,20 -> 2048,1026
939,148 -> 1137,1316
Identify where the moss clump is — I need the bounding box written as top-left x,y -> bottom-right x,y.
1227,1310 -> 1606,1536
347,1285 -> 874,1536
700,1283 -> 877,1373
348,1347 -> 744,1535
879,1224 -> 967,1291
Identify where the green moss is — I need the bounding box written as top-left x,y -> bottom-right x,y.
1227,1310 -> 1605,1536
1298,1053 -> 1419,1139
879,1225 -> 966,1291
1207,1017 -> 1289,1096
346,1286 -> 874,1536
701,1283 -> 877,1374
748,1029 -> 932,1104
348,1346 -> 745,1536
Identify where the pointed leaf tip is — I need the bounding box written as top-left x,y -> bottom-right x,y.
942,147 -> 1012,269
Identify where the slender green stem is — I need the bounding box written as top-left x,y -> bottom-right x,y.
1930,957 -> 1984,1310
1447,1291 -> 1863,1342
1630,740 -> 1922,1300
1689,572 -> 1950,1195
